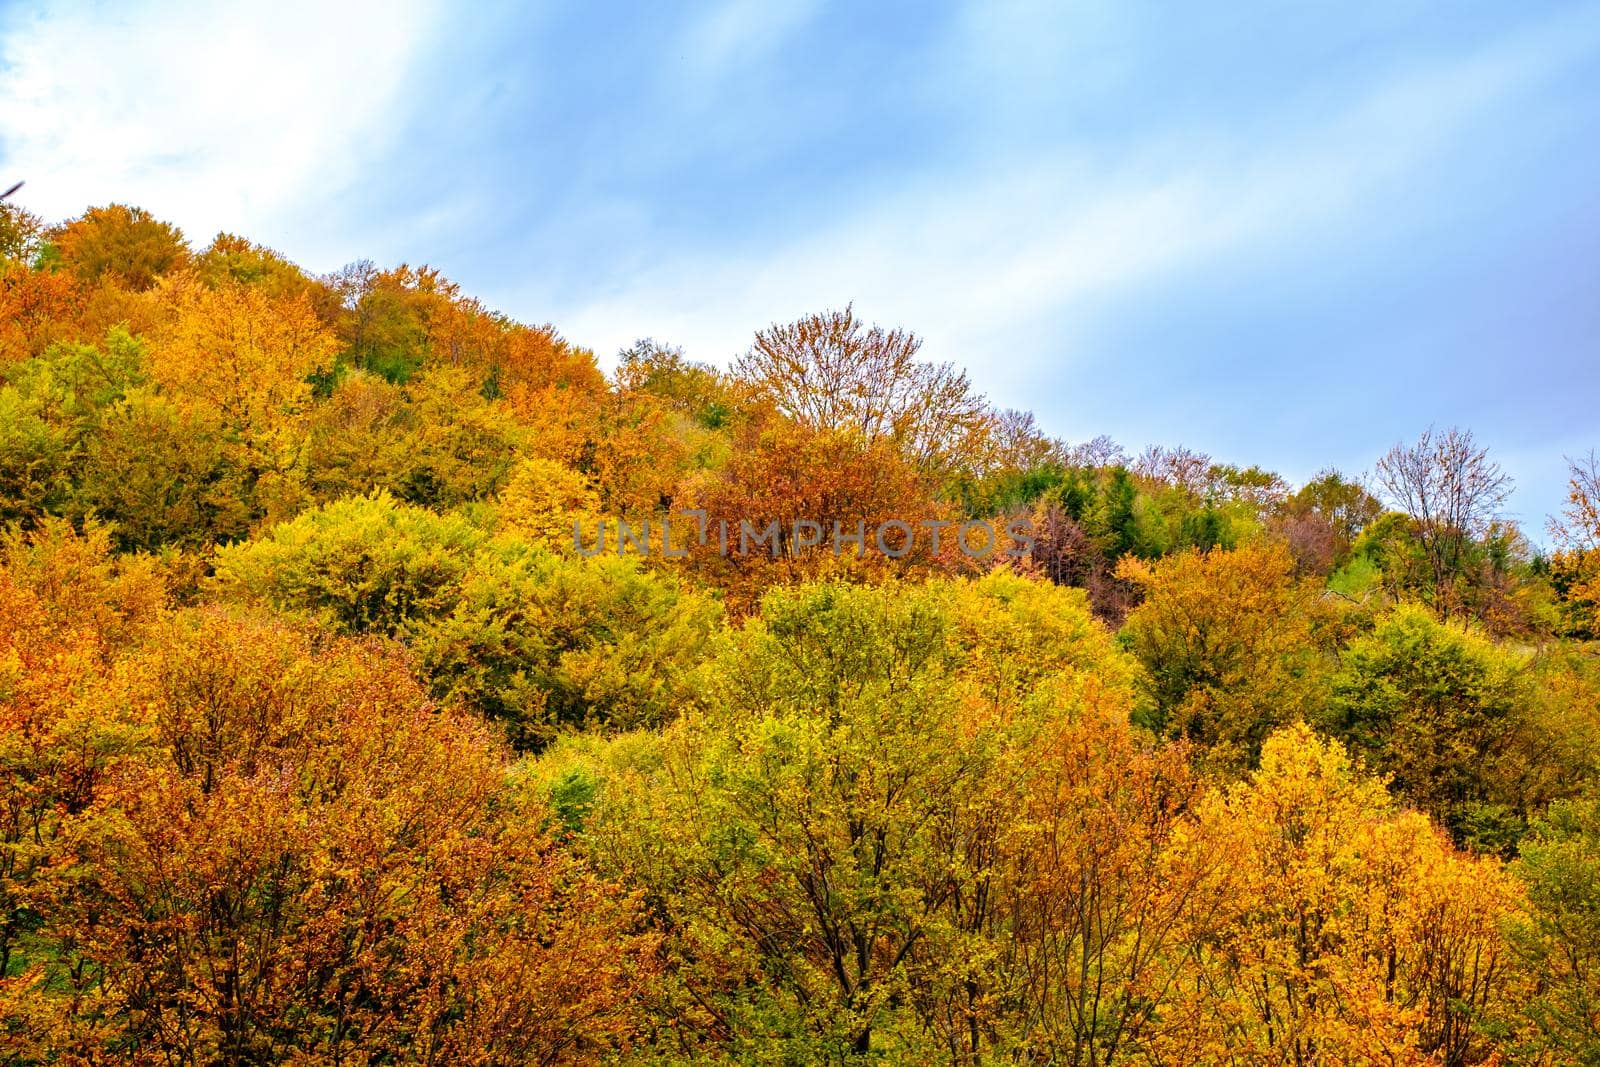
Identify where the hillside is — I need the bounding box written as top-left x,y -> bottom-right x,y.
2,199 -> 1600,1063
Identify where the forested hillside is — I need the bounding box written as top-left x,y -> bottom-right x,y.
2,200 -> 1599,1064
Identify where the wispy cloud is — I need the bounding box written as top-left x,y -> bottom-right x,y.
545,3 -> 1600,373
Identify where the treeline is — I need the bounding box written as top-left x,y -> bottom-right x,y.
1,199 -> 1599,1063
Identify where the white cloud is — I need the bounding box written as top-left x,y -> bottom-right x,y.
0,0 -> 439,253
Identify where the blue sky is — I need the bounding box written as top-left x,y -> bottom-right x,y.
1,0 -> 1596,533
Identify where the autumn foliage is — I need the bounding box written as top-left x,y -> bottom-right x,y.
0,198 -> 1596,1063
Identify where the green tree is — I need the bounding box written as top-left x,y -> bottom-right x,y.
573,576 -> 1140,1059
1511,798 -> 1600,1062
1323,604 -> 1528,850
413,538 -> 721,748
211,490 -> 486,634
1093,465 -> 1144,559
0,329 -> 148,528
77,388 -> 250,550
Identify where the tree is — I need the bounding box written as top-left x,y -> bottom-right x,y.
0,330 -> 217,541
1066,434 -> 1127,469
412,538 -> 722,748
1287,468 -> 1383,547
1374,427 -> 1512,618
1511,798 -> 1600,1062
0,521 -> 166,997
300,369 -> 412,498
988,408 -> 1062,472
77,388 -> 251,550
1092,465 -> 1146,560
1157,724 -> 1524,1066
195,232 -> 342,326
212,490 -> 486,635
575,576 -> 1142,1060
337,263 -> 475,383
682,419 -> 951,612
152,275 -> 338,430
611,581 -> 991,1058
21,609 -> 657,1063
955,408 -> 1067,515
301,367 -> 526,511
991,692 -> 1204,1064
332,263 -> 603,397
1551,451 -> 1600,552
214,491 -> 720,749
0,201 -> 43,263
0,386 -> 72,526
1133,444 -> 1214,497
0,261 -> 86,365
386,367 -> 526,508
47,204 -> 190,290
734,306 -> 992,478
1278,468 -> 1383,575
1324,604 -> 1532,851
586,388 -> 696,515
496,321 -> 605,395
615,338 -> 741,430
496,455 -> 603,552
1548,450 -> 1600,636
1116,542 -> 1332,769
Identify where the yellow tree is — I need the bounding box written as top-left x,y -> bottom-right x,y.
496,456 -> 602,552
153,275 -> 337,429
567,576 -> 1151,1060
906,659 -> 1209,1066
151,276 -> 340,521
1156,724 -> 1524,1065
194,232 -> 343,326
301,367 -> 526,511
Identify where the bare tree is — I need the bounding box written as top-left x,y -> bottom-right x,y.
1374,426 -> 1511,617
734,305 -> 992,474
1134,445 -> 1214,496
987,408 -> 1064,474
1549,450 -> 1600,552
1067,434 -> 1128,469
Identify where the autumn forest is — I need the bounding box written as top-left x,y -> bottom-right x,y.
2,199 -> 1600,1065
